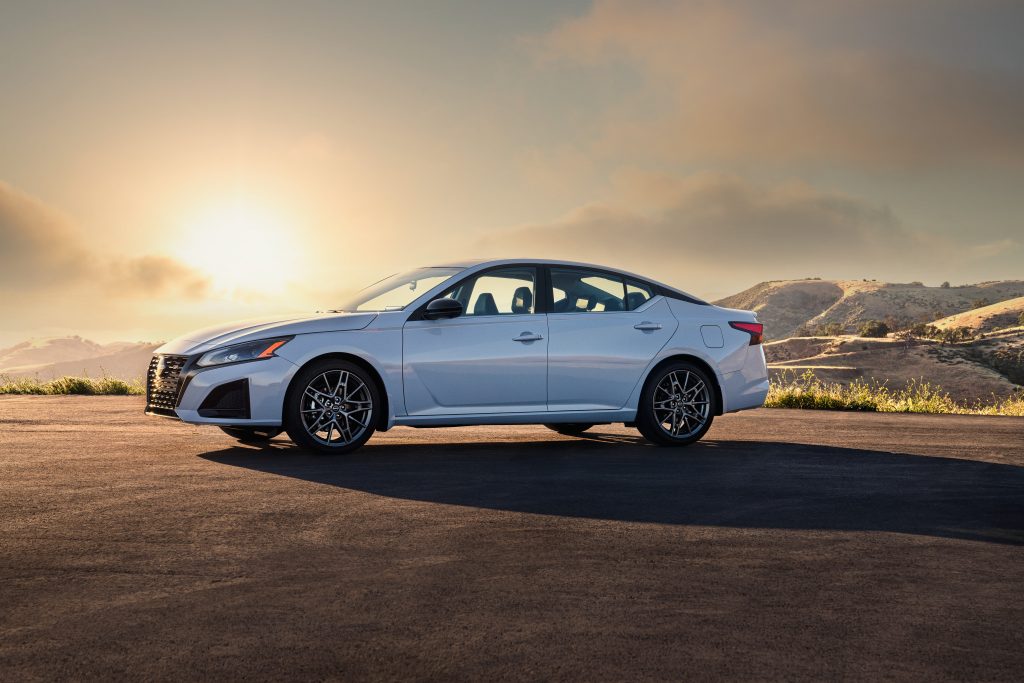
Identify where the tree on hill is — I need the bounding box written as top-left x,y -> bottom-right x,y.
940,281 -> 950,288
858,320 -> 890,338
814,322 -> 845,336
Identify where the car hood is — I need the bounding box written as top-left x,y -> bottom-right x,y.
155,312 -> 377,356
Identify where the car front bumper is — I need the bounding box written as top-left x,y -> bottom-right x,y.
146,354 -> 298,426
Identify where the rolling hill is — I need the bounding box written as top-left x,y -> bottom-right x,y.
931,296 -> 1024,332
715,279 -> 1024,339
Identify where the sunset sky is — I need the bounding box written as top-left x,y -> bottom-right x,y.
2,0 -> 1022,345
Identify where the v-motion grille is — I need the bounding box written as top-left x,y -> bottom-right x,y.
146,354 -> 189,415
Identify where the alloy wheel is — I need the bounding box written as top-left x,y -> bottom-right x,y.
299,369 -> 373,447
652,369 -> 711,439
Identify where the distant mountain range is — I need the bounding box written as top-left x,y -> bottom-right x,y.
714,279 -> 1024,339
0,337 -> 159,380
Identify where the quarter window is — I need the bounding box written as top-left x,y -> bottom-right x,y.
625,280 -> 654,310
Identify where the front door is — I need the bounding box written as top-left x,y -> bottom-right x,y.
402,266 -> 547,415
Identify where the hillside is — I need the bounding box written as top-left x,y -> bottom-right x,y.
716,279 -> 1024,339
764,333 -> 1023,402
931,296 -> 1024,332
0,337 -> 159,380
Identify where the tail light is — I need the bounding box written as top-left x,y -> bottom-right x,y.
729,321 -> 764,345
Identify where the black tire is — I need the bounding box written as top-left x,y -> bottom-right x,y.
219,426 -> 282,444
284,359 -> 380,455
636,361 -> 716,446
544,423 -> 595,436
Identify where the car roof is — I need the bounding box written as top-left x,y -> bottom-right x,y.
426,258 -> 707,305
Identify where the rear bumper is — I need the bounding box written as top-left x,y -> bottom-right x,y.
720,345 -> 769,412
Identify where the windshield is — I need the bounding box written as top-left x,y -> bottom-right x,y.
335,267 -> 464,312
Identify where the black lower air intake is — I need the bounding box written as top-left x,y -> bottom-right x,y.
198,379 -> 251,419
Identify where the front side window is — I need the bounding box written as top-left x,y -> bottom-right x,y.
443,267 -> 536,316
337,267 -> 463,312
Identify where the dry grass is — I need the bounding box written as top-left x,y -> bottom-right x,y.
0,375 -> 144,395
767,370 -> 1024,416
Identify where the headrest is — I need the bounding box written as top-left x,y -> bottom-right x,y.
626,291 -> 649,310
473,292 -> 499,316
511,286 -> 533,314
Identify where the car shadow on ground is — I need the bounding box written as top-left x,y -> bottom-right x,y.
199,432 -> 1024,545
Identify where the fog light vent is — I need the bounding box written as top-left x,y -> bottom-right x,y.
198,379 -> 251,419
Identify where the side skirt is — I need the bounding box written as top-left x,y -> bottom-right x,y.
392,409 -> 636,428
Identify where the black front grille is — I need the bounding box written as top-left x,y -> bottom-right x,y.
146,354 -> 189,415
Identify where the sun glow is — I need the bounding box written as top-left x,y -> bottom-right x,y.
176,198 -> 299,296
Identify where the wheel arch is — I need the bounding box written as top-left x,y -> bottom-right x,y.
283,352 -> 391,431
641,353 -> 724,416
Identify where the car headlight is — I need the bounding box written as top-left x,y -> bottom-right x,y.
196,337 -> 292,368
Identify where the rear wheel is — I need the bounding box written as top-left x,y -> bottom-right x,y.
636,361 -> 715,446
284,359 -> 380,454
219,426 -> 281,444
544,423 -> 595,436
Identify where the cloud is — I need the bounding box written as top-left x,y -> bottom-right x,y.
479,171 -> 1019,295
0,182 -> 97,287
0,180 -> 209,298
107,255 -> 210,298
539,0 -> 1024,167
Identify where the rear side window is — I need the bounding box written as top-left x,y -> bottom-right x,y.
550,268 -> 627,313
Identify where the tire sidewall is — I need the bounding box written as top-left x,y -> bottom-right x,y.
637,361 -> 716,446
284,359 -> 380,454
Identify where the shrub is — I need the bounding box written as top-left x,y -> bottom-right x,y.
940,281 -> 950,288
972,298 -> 992,309
811,322 -> 845,336
939,326 -> 973,344
858,320 -> 890,338
0,375 -> 144,395
766,370 -> 1023,415
908,323 -> 934,338
1019,312 -> 1024,326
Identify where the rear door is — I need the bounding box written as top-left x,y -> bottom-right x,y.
546,267 -> 677,410
402,266 -> 548,415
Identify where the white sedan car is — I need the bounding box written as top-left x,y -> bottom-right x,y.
146,259 -> 768,453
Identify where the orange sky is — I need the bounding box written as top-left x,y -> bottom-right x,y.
1,1 -> 1022,345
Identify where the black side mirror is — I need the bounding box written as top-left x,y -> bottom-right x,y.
423,297 -> 463,320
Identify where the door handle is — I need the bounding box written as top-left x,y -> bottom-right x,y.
634,322 -> 662,331
513,332 -> 544,342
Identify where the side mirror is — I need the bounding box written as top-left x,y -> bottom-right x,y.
423,297 -> 463,320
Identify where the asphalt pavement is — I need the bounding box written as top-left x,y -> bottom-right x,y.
1,396 -> 1022,680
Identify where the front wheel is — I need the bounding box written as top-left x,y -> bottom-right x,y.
636,361 -> 715,446
284,360 -> 380,454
